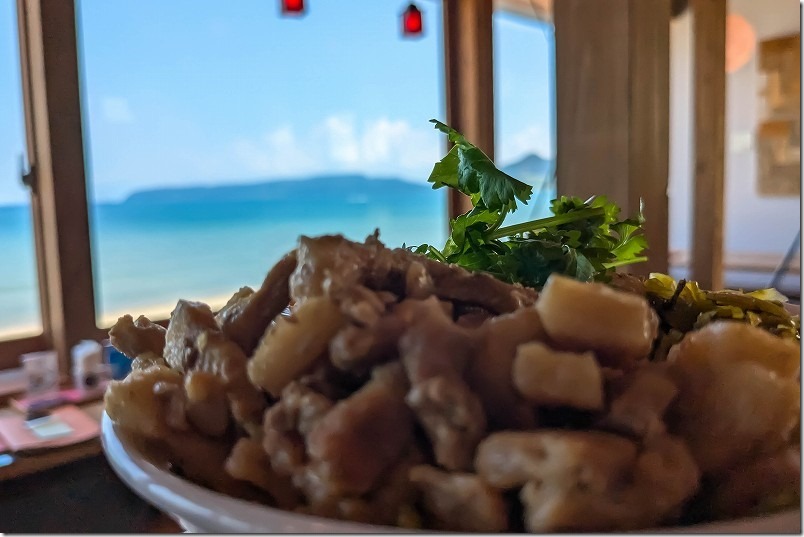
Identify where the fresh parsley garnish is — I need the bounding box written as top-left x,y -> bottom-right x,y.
413,120 -> 649,288
429,120 -> 533,213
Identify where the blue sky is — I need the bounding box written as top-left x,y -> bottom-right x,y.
0,0 -> 553,205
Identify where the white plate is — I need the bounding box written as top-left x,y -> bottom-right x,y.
100,413 -> 403,533
101,413 -> 801,534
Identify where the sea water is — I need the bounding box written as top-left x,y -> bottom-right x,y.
0,193 -> 447,333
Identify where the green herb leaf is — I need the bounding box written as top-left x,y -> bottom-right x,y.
412,120 -> 649,290
428,120 -> 532,213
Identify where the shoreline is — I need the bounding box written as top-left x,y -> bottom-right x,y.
96,292 -> 235,328
0,292 -> 236,342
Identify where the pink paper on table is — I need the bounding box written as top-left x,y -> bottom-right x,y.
0,405 -> 99,452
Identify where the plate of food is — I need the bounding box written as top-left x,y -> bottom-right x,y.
101,121 -> 801,533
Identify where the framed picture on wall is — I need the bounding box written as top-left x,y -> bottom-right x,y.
756,34 -> 800,197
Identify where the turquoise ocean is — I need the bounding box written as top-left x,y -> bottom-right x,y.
0,165 -> 555,335
0,186 -> 448,333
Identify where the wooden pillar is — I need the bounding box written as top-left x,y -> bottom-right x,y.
690,0 -> 726,290
17,0 -> 96,372
554,0 -> 671,276
442,0 -> 494,218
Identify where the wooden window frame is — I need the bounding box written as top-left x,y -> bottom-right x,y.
689,0 -> 726,290
0,0 -> 545,372
0,0 -> 100,373
443,0 -> 495,219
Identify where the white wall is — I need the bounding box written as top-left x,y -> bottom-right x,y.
669,0 -> 800,257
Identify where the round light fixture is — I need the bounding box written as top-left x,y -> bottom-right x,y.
726,13 -> 756,74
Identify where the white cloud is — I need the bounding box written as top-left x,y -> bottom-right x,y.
227,115 -> 440,181
497,123 -> 554,165
366,119 -> 442,173
363,118 -> 420,163
319,114 -> 361,165
100,97 -> 134,124
231,125 -> 318,176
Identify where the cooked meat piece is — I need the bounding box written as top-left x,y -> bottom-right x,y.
397,297 -> 486,470
404,260 -> 434,299
327,287 -> 407,374
416,255 -> 538,314
195,331 -> 266,428
183,370 -> 230,437
517,432 -> 699,532
670,319 -> 801,379
225,437 -> 302,510
597,364 -> 678,438
157,429 -> 262,499
298,445 -> 426,528
329,315 -> 406,373
651,328 -> 685,362
475,430 -> 638,490
304,363 -> 414,499
297,361 -> 365,401
364,445 -> 426,528
294,498 -> 376,526
332,284 -> 393,326
111,322 -> 265,436
607,272 -> 647,296
215,286 -> 254,318
398,297 -> 475,383
262,381 -> 334,477
406,376 -> 486,471
707,447 -> 800,519
105,365 -> 184,438
512,341 -> 604,411
155,377 -> 192,433
630,432 -> 700,524
108,347 -> 246,439
163,300 -> 219,373
142,299 -> 266,433
218,251 -> 297,354
248,295 -> 345,397
520,477 -> 635,532
535,274 -> 659,368
290,234 -> 538,314
215,286 -> 254,328
455,309 -> 493,328
667,321 -> 800,474
109,314 -> 166,359
409,465 -> 508,532
290,235 -> 368,300
130,351 -> 167,371
467,306 -> 543,430
329,295 -> 443,374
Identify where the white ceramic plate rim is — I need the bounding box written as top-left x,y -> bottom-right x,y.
101,412 -> 409,533
101,413 -> 801,534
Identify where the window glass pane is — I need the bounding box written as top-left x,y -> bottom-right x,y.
0,1 -> 41,340
493,10 -> 556,225
78,0 -> 446,326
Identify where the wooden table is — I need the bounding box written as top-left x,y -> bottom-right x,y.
0,400 -> 181,533
0,401 -> 104,482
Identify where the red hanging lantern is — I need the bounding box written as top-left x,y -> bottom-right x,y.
402,3 -> 423,37
281,0 -> 305,15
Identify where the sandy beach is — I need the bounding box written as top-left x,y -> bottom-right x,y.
0,292 -> 236,343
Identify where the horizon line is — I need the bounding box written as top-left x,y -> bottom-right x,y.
0,154 -> 555,207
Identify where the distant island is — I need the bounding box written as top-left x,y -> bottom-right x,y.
122,153 -> 554,206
